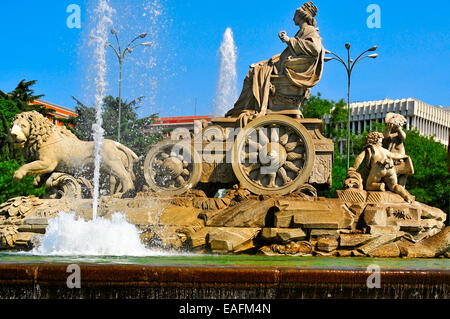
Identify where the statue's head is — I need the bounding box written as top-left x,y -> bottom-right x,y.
10,113 -> 34,148
365,132 -> 384,146
295,1 -> 318,27
385,112 -> 406,127
9,111 -> 54,155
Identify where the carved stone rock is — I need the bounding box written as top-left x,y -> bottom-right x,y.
261,227 -> 307,243
206,199 -> 275,227
401,227 -> 450,258
340,234 -> 379,248
208,227 -> 261,253
368,242 -> 401,258
357,234 -> 399,255
316,237 -> 339,252
274,200 -> 353,229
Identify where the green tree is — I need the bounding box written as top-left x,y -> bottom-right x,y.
70,95 -> 163,156
403,130 -> 449,213
302,92 -> 334,119
0,161 -> 48,203
0,80 -> 49,203
0,79 -> 52,161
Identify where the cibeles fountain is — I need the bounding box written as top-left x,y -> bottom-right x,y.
0,1 -> 448,299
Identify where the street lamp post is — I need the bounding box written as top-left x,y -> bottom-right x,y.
324,43 -> 378,169
106,29 -> 152,142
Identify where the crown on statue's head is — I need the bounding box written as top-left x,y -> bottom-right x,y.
299,1 -> 318,18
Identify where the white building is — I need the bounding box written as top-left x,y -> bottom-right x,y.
325,98 -> 450,147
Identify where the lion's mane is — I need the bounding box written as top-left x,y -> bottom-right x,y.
11,111 -> 78,160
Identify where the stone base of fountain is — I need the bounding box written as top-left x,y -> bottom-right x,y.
0,263 -> 449,299
0,190 -> 449,258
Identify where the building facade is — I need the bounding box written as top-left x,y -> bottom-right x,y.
325,98 -> 450,147
145,115 -> 214,136
31,99 -> 78,126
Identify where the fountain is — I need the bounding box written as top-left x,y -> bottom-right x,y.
0,1 -> 449,300
90,0 -> 114,220
214,27 -> 238,117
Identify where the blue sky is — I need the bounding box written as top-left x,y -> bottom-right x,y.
0,0 -> 449,118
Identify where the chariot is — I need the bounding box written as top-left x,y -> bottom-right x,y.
143,109 -> 334,197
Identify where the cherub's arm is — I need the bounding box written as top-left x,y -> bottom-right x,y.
352,151 -> 366,170
396,126 -> 406,141
387,150 -> 408,160
383,124 -> 392,139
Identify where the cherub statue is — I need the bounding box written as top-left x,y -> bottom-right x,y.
382,113 -> 413,187
225,1 -> 325,118
350,132 -> 415,203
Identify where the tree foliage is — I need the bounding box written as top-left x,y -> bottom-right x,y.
403,130 -> 449,212
0,160 -> 48,203
70,95 -> 163,157
0,80 -> 49,202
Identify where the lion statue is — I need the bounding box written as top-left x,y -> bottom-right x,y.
10,111 -> 138,197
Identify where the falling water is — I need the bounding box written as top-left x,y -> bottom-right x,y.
214,27 -> 238,116
90,0 -> 114,219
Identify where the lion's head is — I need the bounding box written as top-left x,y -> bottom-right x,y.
10,111 -> 56,160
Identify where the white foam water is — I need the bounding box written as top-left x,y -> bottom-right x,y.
214,27 -> 238,116
30,212 -> 165,256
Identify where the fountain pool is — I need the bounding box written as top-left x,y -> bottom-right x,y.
0,253 -> 448,299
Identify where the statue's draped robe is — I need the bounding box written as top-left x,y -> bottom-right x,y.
226,25 -> 325,117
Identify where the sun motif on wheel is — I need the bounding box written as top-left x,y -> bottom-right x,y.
144,140 -> 202,196
232,115 -> 315,195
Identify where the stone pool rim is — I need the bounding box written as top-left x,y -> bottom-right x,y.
0,263 -> 448,299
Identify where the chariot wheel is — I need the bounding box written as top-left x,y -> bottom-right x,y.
232,115 -> 315,196
144,140 -> 202,196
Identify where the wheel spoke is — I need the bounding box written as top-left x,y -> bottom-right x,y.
284,161 -> 300,173
287,152 -> 303,161
267,173 -> 277,188
181,169 -> 190,176
277,167 -> 291,185
243,163 -> 260,175
176,176 -> 186,186
285,142 -> 297,152
280,132 -> 289,145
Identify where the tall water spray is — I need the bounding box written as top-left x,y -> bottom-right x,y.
214,28 -> 238,116
90,0 -> 114,219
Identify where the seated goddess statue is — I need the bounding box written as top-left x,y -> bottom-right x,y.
226,1 -> 325,118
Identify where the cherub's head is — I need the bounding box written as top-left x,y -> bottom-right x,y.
365,132 -> 384,146
385,113 -> 406,127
